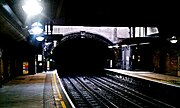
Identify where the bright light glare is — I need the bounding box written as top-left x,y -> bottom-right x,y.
108,45 -> 119,48
170,39 -> 178,43
36,36 -> 44,41
108,46 -> 113,48
53,40 -> 57,47
45,42 -> 51,45
32,22 -> 43,27
31,26 -> 43,34
22,0 -> 43,16
170,36 -> 178,43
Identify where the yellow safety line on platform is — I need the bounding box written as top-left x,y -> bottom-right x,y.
53,74 -> 67,108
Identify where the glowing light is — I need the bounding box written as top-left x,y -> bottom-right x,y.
32,22 -> 43,27
53,40 -> 57,47
139,42 -> 150,45
22,0 -> 43,16
121,44 -> 128,47
170,36 -> 178,43
36,36 -> 44,41
29,22 -> 44,35
108,45 -> 119,48
45,42 -> 51,46
108,46 -> 113,48
38,54 -> 42,61
31,27 -> 43,34
170,39 -> 178,43
113,44 -> 119,48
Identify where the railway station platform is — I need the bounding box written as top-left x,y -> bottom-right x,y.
0,69 -> 180,108
0,71 -> 73,108
105,69 -> 180,87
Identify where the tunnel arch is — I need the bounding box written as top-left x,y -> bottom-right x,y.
53,31 -> 116,76
61,31 -> 114,46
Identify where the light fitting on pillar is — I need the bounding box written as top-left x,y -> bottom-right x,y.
170,36 -> 178,43
36,36 -> 44,41
29,22 -> 44,35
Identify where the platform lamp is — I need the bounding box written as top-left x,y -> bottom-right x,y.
170,36 -> 178,43
22,0 -> 43,17
29,22 -> 45,41
22,0 -> 47,73
22,0 -> 44,40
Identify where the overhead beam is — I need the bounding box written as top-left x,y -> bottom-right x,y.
0,1 -> 29,41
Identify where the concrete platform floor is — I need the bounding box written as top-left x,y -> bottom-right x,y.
106,69 -> 180,87
0,72 -> 56,108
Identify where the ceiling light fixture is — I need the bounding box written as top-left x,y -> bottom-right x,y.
22,0 -> 43,16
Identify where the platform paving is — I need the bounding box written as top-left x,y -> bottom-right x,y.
106,69 -> 180,87
0,73 -> 56,108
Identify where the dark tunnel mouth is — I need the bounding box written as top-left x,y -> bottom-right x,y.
53,32 -> 115,75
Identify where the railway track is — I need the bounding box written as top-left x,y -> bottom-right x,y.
61,75 -> 175,108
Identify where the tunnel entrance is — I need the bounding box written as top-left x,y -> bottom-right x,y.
53,32 -> 115,76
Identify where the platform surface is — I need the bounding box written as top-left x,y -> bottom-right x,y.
106,69 -> 180,87
0,73 -> 47,108
0,71 -> 73,108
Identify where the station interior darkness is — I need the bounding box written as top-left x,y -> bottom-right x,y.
1,0 -> 180,80
1,1 -> 180,108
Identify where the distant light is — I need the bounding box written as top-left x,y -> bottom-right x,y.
53,40 -> 57,47
38,54 -> 42,61
22,0 -> 43,16
108,45 -> 119,48
130,44 -> 138,46
170,36 -> 178,43
121,44 -> 128,47
80,31 -> 86,35
132,55 -> 135,59
113,44 -> 119,48
108,46 -> 113,48
81,36 -> 85,39
110,60 -> 113,68
45,42 -> 51,46
139,42 -> 150,45
36,36 -> 44,41
39,63 -> 42,66
170,39 -> 178,43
